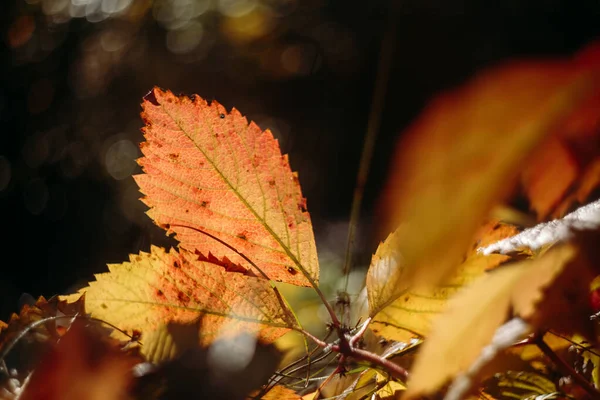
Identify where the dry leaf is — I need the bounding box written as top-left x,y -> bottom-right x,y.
367,221 -> 519,340
65,246 -> 296,361
378,42 -> 600,297
136,88 -> 318,287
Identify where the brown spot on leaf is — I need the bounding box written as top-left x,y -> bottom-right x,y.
287,266 -> 298,275
131,330 -> 142,341
268,180 -> 275,187
173,260 -> 180,269
298,199 -> 307,213
237,233 -> 248,241
200,201 -> 208,207
156,289 -> 164,297
168,153 -> 179,162
220,113 -> 225,119
101,303 -> 108,309
177,291 -> 190,303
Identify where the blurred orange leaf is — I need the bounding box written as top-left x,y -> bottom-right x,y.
367,220 -> 520,341
379,41 -> 600,298
135,87 -> 318,287
522,90 -> 600,220
66,246 -> 296,361
19,322 -> 137,400
406,241 -> 596,398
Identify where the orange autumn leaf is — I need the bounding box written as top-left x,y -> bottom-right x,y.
135,88 -> 318,287
378,42 -> 600,297
522,87 -> 600,220
66,246 -> 296,361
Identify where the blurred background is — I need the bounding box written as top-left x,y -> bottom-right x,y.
1,0 -> 600,319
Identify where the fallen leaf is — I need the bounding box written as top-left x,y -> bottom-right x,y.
136,88 -> 318,287
367,221 -> 520,340
65,246 -> 296,361
378,41 -> 600,297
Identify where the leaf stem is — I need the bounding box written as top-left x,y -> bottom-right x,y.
533,332 -> 600,399
170,224 -> 342,328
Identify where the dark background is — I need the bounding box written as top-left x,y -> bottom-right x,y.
1,0 -> 600,319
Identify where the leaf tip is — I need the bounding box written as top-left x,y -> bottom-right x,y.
143,87 -> 162,107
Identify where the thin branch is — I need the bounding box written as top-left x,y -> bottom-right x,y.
350,347 -> 409,382
349,317 -> 372,348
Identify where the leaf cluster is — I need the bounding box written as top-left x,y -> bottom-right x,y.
2,40 -> 600,400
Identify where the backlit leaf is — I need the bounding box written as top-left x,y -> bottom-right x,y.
67,246 -> 296,360
378,42 -> 600,297
135,88 -> 318,287
367,220 -> 520,339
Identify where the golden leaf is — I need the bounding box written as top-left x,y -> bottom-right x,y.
66,246 -> 296,361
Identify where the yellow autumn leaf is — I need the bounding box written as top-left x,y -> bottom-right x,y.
255,385 -> 301,399
368,221 -> 520,340
64,246 -> 296,362
377,43 -> 600,305
483,371 -> 558,400
406,243 -> 581,398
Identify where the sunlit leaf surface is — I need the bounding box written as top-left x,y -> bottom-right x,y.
136,87 -> 319,287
